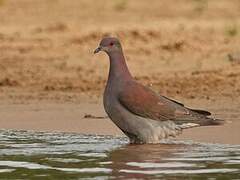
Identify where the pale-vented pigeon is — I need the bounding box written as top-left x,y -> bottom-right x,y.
94,37 -> 223,144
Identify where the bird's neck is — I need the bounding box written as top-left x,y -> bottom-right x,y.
107,51 -> 132,82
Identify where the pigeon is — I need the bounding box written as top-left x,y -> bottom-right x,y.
94,37 -> 224,144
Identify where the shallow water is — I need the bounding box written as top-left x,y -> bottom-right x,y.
0,130 -> 239,179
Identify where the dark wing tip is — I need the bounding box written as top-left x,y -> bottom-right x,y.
189,109 -> 212,116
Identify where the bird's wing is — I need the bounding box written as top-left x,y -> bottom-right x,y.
162,95 -> 211,116
118,81 -> 214,125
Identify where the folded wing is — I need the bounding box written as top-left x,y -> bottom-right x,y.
118,81 -> 223,126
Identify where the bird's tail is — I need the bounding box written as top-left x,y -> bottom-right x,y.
198,118 -> 225,126
178,118 -> 224,129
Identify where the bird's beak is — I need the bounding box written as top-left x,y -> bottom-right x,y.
94,46 -> 102,54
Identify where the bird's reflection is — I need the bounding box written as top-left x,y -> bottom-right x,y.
106,143 -> 190,179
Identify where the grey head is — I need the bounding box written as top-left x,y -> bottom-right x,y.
94,37 -> 122,55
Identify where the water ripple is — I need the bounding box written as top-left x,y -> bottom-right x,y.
0,129 -> 239,179
119,168 -> 239,175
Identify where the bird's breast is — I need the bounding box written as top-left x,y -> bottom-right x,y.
103,85 -> 115,115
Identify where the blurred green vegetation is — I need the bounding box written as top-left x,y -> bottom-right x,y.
193,0 -> 208,15
113,0 -> 128,11
225,25 -> 238,37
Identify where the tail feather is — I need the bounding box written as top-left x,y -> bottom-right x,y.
186,108 -> 224,127
175,118 -> 224,129
199,118 -> 225,126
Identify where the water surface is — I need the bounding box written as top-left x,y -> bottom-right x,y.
0,129 -> 239,179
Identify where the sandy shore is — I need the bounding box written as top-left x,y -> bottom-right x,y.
0,101 -> 121,136
0,98 -> 239,145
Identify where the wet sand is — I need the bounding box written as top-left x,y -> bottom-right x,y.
0,99 -> 239,145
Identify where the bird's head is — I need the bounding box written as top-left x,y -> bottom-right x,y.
94,37 -> 122,55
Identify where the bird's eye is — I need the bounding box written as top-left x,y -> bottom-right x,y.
110,42 -> 114,46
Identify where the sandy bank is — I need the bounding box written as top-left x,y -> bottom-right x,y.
0,100 -> 239,145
